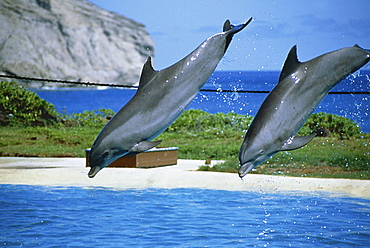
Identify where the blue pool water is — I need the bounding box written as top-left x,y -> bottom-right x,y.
1,185 -> 369,247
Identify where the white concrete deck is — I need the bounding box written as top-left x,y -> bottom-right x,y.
0,157 -> 369,198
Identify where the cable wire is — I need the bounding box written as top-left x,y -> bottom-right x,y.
1,74 -> 369,94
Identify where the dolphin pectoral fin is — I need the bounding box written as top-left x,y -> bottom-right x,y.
130,140 -> 162,153
281,133 -> 316,151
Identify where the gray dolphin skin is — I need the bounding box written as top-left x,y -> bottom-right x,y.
238,45 -> 370,178
88,18 -> 253,178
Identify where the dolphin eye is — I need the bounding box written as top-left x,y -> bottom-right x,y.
249,150 -> 264,163
103,150 -> 110,157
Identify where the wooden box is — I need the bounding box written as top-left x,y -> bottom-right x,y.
85,147 -> 178,168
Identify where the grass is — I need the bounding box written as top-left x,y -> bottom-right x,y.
0,126 -> 98,157
1,125 -> 369,180
0,104 -> 369,180
198,136 -> 370,180
157,130 -> 243,160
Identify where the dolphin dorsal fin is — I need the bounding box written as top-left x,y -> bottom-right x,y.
354,44 -> 370,53
280,133 -> 316,151
223,20 -> 233,32
138,57 -> 158,90
278,45 -> 301,82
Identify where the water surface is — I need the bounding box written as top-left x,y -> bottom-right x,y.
34,70 -> 370,132
1,185 -> 369,247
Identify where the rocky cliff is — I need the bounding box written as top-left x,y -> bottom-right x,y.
0,0 -> 154,88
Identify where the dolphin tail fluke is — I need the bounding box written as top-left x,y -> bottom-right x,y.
280,133 -> 316,151
130,140 -> 162,153
223,17 -> 252,52
223,20 -> 232,32
223,17 -> 253,34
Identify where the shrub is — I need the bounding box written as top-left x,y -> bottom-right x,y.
62,109 -> 115,128
298,112 -> 362,138
198,159 -> 239,173
0,81 -> 58,126
167,109 -> 361,139
165,109 -> 253,133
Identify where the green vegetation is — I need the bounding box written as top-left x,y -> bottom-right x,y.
0,126 -> 99,157
160,110 -> 370,180
62,109 -> 115,128
297,112 -> 362,138
157,109 -> 252,160
1,81 -> 369,179
198,137 -> 370,180
0,81 -> 58,126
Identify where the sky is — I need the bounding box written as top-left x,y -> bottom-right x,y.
89,0 -> 370,71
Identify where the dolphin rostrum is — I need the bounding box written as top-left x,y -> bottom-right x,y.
88,18 -> 253,178
238,45 -> 370,178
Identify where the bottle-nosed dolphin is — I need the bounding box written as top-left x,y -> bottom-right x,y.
238,45 -> 370,178
88,18 -> 253,178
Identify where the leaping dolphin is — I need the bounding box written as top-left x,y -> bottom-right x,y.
238,45 -> 370,178
88,18 -> 253,178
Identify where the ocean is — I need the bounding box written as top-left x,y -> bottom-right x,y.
1,185 -> 369,247
34,70 -> 370,133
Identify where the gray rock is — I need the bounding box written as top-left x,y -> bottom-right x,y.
0,0 -> 154,88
